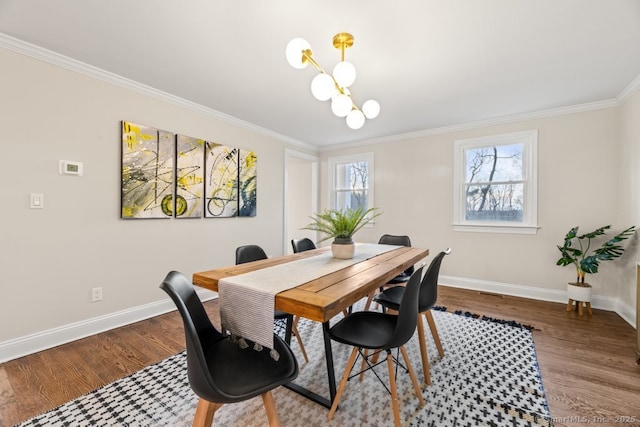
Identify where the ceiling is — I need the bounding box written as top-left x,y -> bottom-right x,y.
1,0 -> 639,149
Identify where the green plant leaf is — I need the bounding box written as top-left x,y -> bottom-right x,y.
556,224 -> 636,278
563,227 -> 579,244
594,225 -> 636,261
580,255 -> 600,274
302,207 -> 382,242
578,225 -> 610,240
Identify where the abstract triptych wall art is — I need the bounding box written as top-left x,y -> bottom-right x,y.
176,135 -> 205,218
238,149 -> 257,216
121,121 -> 257,219
121,122 -> 175,219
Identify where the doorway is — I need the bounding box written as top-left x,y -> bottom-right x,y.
284,149 -> 319,254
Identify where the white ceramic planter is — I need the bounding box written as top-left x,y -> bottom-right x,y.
567,282 -> 592,302
331,238 -> 355,259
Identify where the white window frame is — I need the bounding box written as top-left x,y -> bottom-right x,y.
328,152 -> 375,215
453,130 -> 538,234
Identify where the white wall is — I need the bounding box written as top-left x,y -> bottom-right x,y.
618,89 -> 640,318
2,42 -> 637,362
320,106 -> 639,318
0,47 -> 302,352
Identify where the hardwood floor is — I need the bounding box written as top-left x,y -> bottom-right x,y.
1,287 -> 639,427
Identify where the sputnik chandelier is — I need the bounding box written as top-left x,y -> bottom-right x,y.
286,33 -> 380,130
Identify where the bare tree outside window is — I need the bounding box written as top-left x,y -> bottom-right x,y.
454,130 -> 537,233
335,161 -> 369,211
464,143 -> 524,222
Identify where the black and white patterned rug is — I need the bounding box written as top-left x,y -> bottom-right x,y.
16,305 -> 552,427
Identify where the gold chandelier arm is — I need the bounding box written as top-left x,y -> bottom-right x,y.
302,49 -> 326,74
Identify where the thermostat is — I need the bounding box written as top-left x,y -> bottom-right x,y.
59,160 -> 83,176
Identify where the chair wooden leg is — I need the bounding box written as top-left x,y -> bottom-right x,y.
424,311 -> 444,357
371,349 -> 381,364
328,347 -> 359,421
416,313 -> 431,385
363,292 -> 375,311
359,348 -> 369,381
400,345 -> 425,407
261,391 -> 281,427
193,398 -> 222,427
291,318 -> 309,363
386,351 -> 402,427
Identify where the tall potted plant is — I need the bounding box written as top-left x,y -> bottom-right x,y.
556,224 -> 635,305
303,207 -> 381,259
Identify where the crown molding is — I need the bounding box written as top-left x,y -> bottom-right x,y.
2,32 -> 637,155
617,73 -> 640,104
319,98 -> 620,152
0,32 -> 316,152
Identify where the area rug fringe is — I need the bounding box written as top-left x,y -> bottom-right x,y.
433,305 -> 539,331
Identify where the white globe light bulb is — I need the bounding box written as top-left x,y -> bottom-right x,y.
333,61 -> 356,87
362,100 -> 380,119
286,38 -> 311,69
310,73 -> 335,101
331,94 -> 352,117
346,110 -> 365,129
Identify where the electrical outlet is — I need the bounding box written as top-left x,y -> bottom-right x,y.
91,287 -> 103,302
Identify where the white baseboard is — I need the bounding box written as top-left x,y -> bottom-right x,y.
615,299 -> 637,328
439,275 -> 635,327
0,289 -> 217,364
1,277 -> 635,364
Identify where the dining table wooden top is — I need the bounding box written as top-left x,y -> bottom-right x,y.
192,245 -> 429,323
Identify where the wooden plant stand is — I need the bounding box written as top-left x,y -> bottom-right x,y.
566,299 -> 592,316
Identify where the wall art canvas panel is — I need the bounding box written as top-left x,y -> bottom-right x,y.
121,121 -> 174,219
205,142 -> 239,218
175,135 -> 204,218
238,149 -> 257,217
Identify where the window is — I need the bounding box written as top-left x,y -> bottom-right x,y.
328,153 -> 374,212
453,130 -> 538,234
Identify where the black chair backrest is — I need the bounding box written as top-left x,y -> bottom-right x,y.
385,265 -> 424,349
160,271 -> 224,402
378,234 -> 414,276
236,244 -> 268,264
418,248 -> 451,312
291,238 -> 316,253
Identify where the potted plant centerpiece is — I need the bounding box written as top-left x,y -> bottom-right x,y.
303,207 -> 381,259
556,225 -> 635,311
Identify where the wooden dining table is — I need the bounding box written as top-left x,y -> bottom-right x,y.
192,244 -> 429,408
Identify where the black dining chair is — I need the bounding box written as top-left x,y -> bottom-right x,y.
291,238 -> 316,253
374,248 -> 451,384
364,234 -> 413,310
327,265 -> 426,427
160,271 -> 298,427
235,244 -> 309,363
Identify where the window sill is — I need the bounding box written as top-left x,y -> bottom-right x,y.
453,223 -> 539,235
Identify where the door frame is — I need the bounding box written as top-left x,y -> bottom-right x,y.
283,149 -> 320,254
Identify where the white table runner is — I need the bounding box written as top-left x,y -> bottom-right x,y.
218,243 -> 399,354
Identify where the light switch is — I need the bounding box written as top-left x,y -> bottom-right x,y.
30,193 -> 44,209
